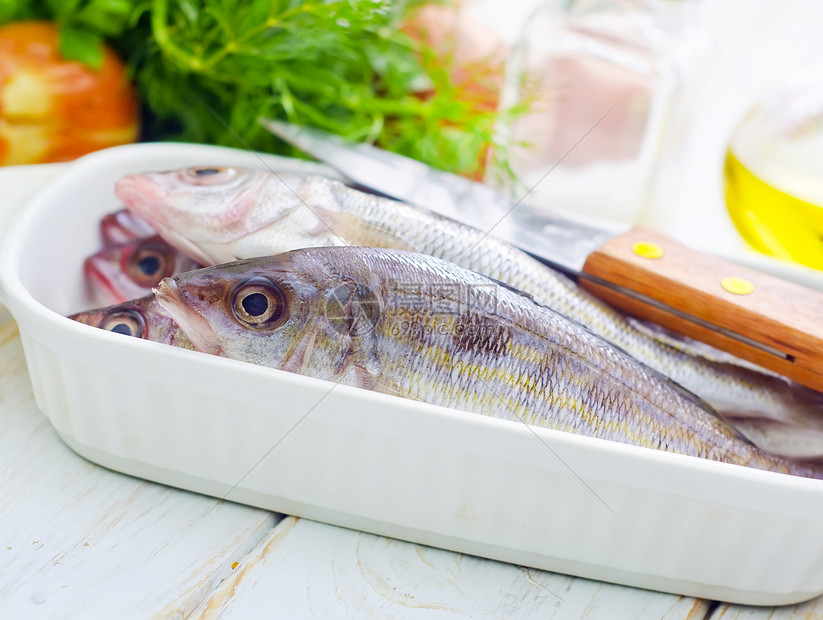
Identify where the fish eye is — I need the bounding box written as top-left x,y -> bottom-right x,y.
126,240 -> 174,287
231,277 -> 287,329
100,310 -> 146,338
181,166 -> 238,186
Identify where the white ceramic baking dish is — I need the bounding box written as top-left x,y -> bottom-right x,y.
3,143 -> 823,607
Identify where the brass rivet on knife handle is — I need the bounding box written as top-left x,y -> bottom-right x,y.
721,277 -> 755,295
579,225 -> 823,392
632,241 -> 664,259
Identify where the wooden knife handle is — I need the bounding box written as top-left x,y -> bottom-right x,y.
580,225 -> 823,392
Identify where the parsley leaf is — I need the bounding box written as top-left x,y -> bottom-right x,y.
58,24 -> 104,69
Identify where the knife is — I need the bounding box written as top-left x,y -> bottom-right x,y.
262,118 -> 823,392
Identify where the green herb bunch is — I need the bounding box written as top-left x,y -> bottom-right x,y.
0,0 -> 523,178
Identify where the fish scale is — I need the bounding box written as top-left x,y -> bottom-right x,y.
153,247 -> 820,479
115,169 -> 823,458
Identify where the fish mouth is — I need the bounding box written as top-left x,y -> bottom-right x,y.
153,228 -> 213,266
68,308 -> 105,328
154,278 -> 224,356
115,174 -> 169,218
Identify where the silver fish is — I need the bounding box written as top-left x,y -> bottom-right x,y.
69,294 -> 194,349
154,247 -> 821,479
115,167 -> 823,458
84,235 -> 202,306
100,209 -> 156,246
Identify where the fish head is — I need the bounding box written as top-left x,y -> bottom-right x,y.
68,294 -> 192,348
154,249 -> 378,377
84,235 -> 197,305
115,165 -> 258,263
100,209 -> 155,245
115,166 -> 343,264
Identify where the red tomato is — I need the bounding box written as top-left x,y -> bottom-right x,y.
0,21 -> 139,165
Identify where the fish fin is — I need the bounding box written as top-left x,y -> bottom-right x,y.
281,328 -> 319,374
724,417 -> 823,460
305,200 -> 351,244
352,365 -> 423,401
482,274 -> 539,305
306,204 -> 339,237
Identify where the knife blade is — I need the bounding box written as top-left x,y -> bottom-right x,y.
262,118 -> 823,392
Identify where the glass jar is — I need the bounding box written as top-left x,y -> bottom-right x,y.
493,0 -> 703,224
724,70 -> 823,270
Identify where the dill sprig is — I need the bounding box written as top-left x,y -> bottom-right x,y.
1,0 -> 523,178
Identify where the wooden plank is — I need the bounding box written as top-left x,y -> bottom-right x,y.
709,596 -> 823,620
190,516 -> 711,619
0,318 -> 279,619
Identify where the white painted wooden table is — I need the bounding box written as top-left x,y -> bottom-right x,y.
1,164 -> 820,619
